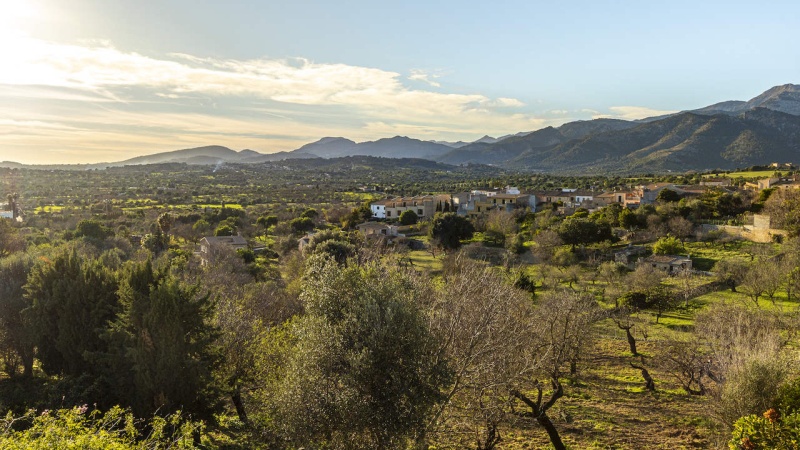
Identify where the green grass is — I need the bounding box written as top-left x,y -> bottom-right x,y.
34,205 -> 64,213
704,170 -> 776,179
405,250 -> 443,274
682,240 -> 756,271
194,203 -> 244,209
693,288 -> 799,312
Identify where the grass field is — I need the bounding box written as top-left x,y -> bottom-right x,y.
495,338 -> 712,449
33,205 -> 64,213
702,170 -> 777,179
681,240 -> 757,271
405,249 -> 443,274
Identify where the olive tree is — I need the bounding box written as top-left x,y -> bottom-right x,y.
263,256 -> 451,449
509,290 -> 604,450
425,256 -> 534,449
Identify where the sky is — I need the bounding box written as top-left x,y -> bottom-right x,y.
1,0 -> 799,164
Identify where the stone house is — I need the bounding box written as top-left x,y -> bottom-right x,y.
198,235 -> 248,265
638,254 -> 692,274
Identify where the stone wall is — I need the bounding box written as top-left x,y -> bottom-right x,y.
701,223 -> 787,243
753,214 -> 771,230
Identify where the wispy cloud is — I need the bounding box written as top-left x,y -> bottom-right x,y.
0,35 -> 564,162
593,106 -> 677,120
0,37 -> 524,118
408,69 -> 444,87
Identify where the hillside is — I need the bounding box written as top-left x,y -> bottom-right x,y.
507,108 -> 800,173
292,136 -> 454,160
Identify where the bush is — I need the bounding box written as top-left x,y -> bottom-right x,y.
237,248 -> 256,264
0,406 -> 203,449
300,208 -> 319,219
731,408 -> 800,450
652,235 -> 683,255
290,217 -> 315,233
506,233 -> 527,254
429,213 -> 474,250
482,229 -> 505,247
214,224 -> 234,236
715,356 -> 787,431
777,377 -> 800,414
399,210 -> 418,226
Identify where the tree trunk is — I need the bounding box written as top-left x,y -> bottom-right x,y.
476,421 -> 502,450
231,388 -> 249,425
630,362 -> 655,391
536,413 -> 566,450
22,354 -> 33,378
625,328 -> 638,356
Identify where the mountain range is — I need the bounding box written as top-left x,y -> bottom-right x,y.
3,84 -> 800,173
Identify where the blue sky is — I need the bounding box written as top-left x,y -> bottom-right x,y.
1,0 -> 798,163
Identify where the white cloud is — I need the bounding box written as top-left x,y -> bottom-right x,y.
0,36 -> 536,123
593,106 -> 677,120
486,97 -> 525,108
0,34 -> 560,163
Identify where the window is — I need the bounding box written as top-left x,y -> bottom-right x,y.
417,209 -> 423,215
387,211 -> 391,217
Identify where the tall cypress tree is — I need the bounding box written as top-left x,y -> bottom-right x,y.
107,260 -> 222,419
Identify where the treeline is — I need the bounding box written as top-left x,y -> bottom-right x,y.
0,225 -> 610,449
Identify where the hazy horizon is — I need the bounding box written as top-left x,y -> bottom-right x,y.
2,0 -> 799,164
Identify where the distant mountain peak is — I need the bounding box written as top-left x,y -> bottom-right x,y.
316,137 -> 354,144
474,135 -> 499,144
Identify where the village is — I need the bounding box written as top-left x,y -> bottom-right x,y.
3,163 -> 800,450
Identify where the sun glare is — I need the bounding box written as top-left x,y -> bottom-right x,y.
0,0 -> 45,74
0,0 -> 40,32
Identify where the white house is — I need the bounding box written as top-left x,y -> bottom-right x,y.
370,200 -> 389,219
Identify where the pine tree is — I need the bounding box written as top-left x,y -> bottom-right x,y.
0,253 -> 36,377
24,249 -> 119,377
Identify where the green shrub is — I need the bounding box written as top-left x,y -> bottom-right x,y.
399,210 -> 418,226
730,408 -> 800,450
0,406 -> 203,449
652,235 -> 683,255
